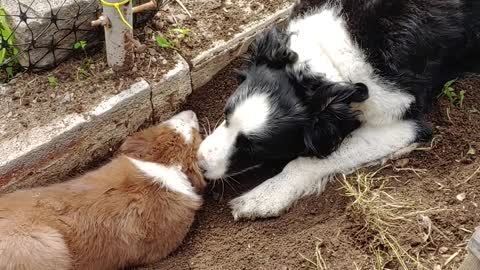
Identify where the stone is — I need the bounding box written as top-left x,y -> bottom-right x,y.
175,13 -> 187,21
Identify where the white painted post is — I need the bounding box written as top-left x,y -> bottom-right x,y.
101,0 -> 134,71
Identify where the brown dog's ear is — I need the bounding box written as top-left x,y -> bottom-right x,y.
185,162 -> 207,194
185,130 -> 207,193
118,135 -> 149,159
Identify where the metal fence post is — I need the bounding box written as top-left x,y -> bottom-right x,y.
100,0 -> 134,71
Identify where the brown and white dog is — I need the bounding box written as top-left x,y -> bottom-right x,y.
0,110 -> 206,270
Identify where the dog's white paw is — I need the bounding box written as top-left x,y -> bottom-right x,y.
229,193 -> 290,221
229,175 -> 293,221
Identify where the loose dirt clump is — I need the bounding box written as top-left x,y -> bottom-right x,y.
140,61 -> 480,269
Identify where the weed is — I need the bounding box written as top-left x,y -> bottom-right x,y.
0,8 -> 19,81
73,40 -> 88,50
155,35 -> 174,49
155,27 -> 192,50
47,75 -> 58,88
73,40 -> 93,80
441,79 -> 465,107
341,170 -> 435,269
171,27 -> 191,39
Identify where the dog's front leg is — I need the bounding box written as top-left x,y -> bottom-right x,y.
230,120 -> 422,220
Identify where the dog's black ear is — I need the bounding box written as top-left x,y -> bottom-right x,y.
303,81 -> 369,157
249,27 -> 298,68
234,69 -> 248,83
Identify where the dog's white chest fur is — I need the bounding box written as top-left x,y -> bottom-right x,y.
287,8 -> 415,125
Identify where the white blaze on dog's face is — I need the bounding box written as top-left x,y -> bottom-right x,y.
165,110 -> 200,142
197,94 -> 271,179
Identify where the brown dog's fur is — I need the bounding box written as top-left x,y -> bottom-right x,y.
0,114 -> 206,270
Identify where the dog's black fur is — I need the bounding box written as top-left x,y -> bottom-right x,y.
223,0 -> 480,175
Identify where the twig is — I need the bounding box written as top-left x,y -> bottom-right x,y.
444,250 -> 461,266
455,164 -> 480,187
174,0 -> 192,18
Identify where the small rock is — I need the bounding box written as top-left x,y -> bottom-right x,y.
176,13 -> 187,21
132,66 -> 138,72
148,48 -> 157,56
20,98 -> 30,106
50,93 -> 56,99
161,59 -> 168,65
134,43 -> 147,53
144,27 -> 153,34
166,15 -> 175,24
0,84 -> 11,96
439,247 -> 448,254
395,158 -> 410,168
456,192 -> 466,202
153,20 -> 164,30
151,57 -> 157,63
6,111 -> 13,118
433,264 -> 441,270
61,93 -> 72,104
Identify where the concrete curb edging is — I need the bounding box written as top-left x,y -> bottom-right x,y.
0,4 -> 293,192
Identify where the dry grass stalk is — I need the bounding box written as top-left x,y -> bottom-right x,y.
341,169 -> 431,270
300,241 -> 329,270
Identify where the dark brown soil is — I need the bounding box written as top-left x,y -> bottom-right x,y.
141,60 -> 480,269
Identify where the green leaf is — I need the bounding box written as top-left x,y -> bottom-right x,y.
171,28 -> 191,35
443,79 -> 456,88
48,75 -> 58,88
155,35 -> 173,48
0,7 -> 19,78
73,40 -> 87,50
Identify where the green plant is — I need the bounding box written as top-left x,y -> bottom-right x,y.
441,79 -> 465,107
73,40 -> 88,50
47,75 -> 58,88
0,8 -> 19,80
155,27 -> 191,50
171,27 -> 191,39
155,35 -> 174,49
73,40 -> 93,80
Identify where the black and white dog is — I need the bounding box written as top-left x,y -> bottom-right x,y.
198,0 -> 480,220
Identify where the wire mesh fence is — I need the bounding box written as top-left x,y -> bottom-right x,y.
0,0 -> 161,81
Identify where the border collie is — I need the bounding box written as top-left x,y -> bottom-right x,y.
198,0 -> 480,220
